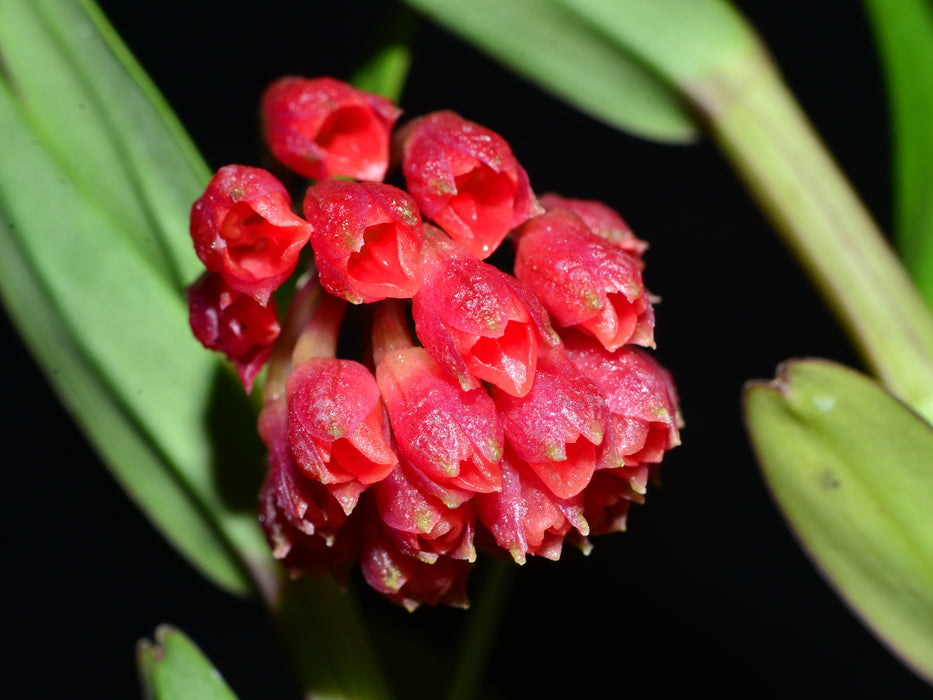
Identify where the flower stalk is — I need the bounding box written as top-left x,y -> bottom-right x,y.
272,575 -> 393,700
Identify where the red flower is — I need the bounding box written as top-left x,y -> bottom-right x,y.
578,467 -> 648,537
186,271 -> 280,392
514,209 -> 654,351
302,179 -> 423,303
539,193 -> 648,258
562,330 -> 681,471
492,345 -> 606,499
475,448 -> 589,564
259,399 -> 349,540
413,227 -> 556,397
262,76 -> 401,181
360,506 -> 472,611
373,299 -> 503,494
287,358 -> 398,514
180,74 -> 684,610
372,459 -> 477,564
377,344 -> 503,493
258,398 -> 359,580
190,165 -> 312,304
401,110 -> 541,259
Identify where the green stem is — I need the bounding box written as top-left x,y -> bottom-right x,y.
447,559 -> 514,700
265,575 -> 393,700
696,59 -> 933,421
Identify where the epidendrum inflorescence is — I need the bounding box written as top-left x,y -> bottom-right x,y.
186,76 -> 682,610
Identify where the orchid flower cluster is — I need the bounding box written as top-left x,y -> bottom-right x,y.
186,76 -> 681,610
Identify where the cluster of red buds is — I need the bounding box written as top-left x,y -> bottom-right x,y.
187,76 -> 681,610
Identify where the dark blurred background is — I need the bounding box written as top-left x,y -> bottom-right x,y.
6,1 -> 930,697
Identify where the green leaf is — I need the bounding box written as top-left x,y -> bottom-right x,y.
138,626 -> 240,700
351,3 -> 417,103
863,0 -> 933,306
745,359 -> 933,684
552,0 -> 762,109
399,0 -> 698,143
0,0 -> 273,594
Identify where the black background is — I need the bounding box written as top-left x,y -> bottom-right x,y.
6,1 -> 931,697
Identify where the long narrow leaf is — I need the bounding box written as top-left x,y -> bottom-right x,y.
553,0 -> 760,100
745,359 -> 933,684
0,0 -> 272,594
863,0 -> 933,305
399,0 -> 698,143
